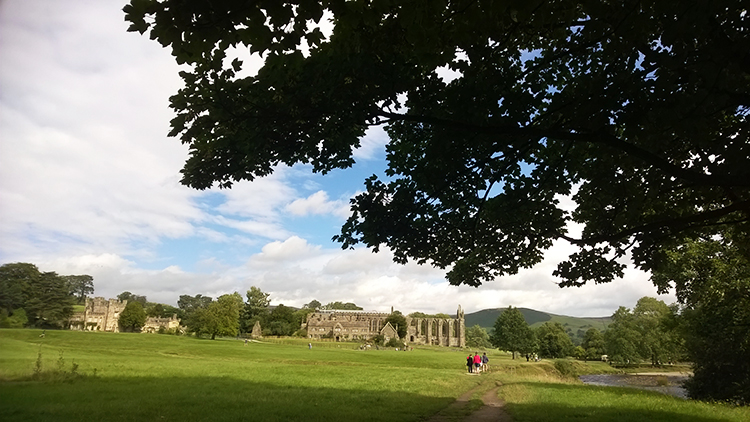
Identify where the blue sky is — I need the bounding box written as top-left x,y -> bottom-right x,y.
0,1 -> 676,316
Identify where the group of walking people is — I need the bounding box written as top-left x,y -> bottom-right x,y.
466,352 -> 489,373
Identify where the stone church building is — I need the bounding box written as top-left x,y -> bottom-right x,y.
304,305 -> 466,347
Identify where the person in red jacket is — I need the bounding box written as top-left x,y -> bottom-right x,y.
473,352 -> 482,373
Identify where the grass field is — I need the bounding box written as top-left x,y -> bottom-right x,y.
1,329 -> 748,422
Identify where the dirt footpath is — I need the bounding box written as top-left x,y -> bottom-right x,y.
426,381 -> 512,422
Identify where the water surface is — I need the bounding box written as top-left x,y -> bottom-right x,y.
579,373 -> 689,399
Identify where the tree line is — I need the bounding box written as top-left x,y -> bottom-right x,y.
0,262 -> 373,338
0,263 -> 93,329
121,287 -> 379,339
474,294 -> 747,404
479,298 -> 683,366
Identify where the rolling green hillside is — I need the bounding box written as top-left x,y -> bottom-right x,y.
464,308 -> 612,345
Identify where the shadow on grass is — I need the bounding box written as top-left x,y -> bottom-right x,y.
503,382 -> 739,422
0,376 -> 452,422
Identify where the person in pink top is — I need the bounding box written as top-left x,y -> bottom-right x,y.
473,352 -> 482,372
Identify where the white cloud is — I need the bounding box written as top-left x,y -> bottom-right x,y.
286,190 -> 350,219
248,236 -> 323,267
353,126 -> 389,160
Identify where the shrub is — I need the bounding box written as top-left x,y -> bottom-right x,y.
30,347 -> 87,383
385,338 -> 405,348
0,308 -> 28,328
553,360 -> 578,378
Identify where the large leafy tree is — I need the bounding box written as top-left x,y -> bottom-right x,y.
265,304 -> 296,336
242,286 -> 271,333
125,0 -> 749,290
117,291 -> 147,306
653,238 -> 750,404
25,271 -> 75,328
303,299 -> 322,310
465,324 -> 492,349
604,306 -> 642,366
491,306 -> 535,359
384,310 -> 407,339
535,322 -> 574,359
581,328 -> 606,361
320,301 -> 363,311
196,293 -> 243,340
178,294 -> 213,333
178,294 -> 213,314
119,301 -> 147,332
0,263 -> 39,315
631,297 -> 683,366
63,275 -> 94,304
604,297 -> 683,367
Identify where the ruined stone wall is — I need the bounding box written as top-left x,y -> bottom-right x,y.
304,310 -> 389,341
304,306 -> 466,347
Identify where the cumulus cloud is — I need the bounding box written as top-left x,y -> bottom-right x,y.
353,126 -> 389,161
285,190 -> 351,219
250,236 -> 322,264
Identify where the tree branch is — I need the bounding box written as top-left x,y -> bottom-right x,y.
375,111 -> 750,188
561,199 -> 750,246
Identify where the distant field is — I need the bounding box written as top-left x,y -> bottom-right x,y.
1,329 -> 747,422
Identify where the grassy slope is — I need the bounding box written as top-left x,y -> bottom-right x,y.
465,308 -> 611,334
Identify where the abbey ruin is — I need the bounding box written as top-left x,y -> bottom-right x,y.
304,305 -> 466,347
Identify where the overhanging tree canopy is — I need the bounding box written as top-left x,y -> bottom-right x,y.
124,0 -> 749,288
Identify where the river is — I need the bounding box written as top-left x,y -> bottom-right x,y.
578,373 -> 690,399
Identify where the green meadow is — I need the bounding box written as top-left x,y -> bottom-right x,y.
1,329 -> 748,422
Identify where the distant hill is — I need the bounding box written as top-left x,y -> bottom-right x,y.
464,307 -> 612,344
